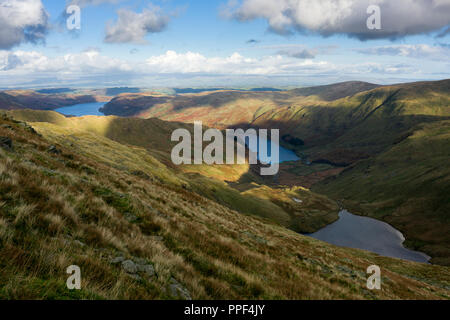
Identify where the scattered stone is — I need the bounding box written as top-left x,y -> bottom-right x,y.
122,260 -> 138,274
48,145 -> 61,155
320,265 -> 333,275
150,236 -> 163,242
16,122 -> 37,134
127,274 -> 142,281
137,264 -> 156,278
0,137 -> 13,150
169,278 -> 192,300
110,256 -> 125,265
0,124 -> 12,130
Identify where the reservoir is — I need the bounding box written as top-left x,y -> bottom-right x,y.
55,102 -> 105,117
246,135 -> 300,164
307,210 -> 430,263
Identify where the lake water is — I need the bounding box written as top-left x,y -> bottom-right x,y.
55,102 -> 105,117
245,136 -> 300,164
307,210 -> 430,263
52,105 -> 300,165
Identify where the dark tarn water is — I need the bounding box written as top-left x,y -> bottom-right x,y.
55,102 -> 105,117
246,136 -> 300,164
307,210 -> 430,263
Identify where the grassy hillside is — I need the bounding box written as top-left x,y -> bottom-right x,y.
288,81 -> 380,101
5,110 -> 340,234
1,112 -> 449,300
313,120 -> 450,266
100,82 -> 381,129
254,80 -> 450,164
100,79 -> 450,166
98,79 -> 450,267
0,90 -> 106,110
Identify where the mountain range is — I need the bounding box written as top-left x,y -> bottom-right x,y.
0,79 -> 449,299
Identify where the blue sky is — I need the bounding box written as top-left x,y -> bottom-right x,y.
0,0 -> 449,88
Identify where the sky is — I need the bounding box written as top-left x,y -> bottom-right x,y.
0,0 -> 449,89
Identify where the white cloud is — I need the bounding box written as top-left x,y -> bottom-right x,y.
0,49 -> 132,74
0,49 -> 426,77
69,0 -> 121,5
144,50 -> 329,75
356,44 -> 450,61
0,49 -> 445,87
224,0 -> 450,40
104,5 -> 170,44
0,0 -> 49,49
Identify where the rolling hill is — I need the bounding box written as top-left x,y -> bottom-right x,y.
97,79 -> 450,266
5,110 -> 340,234
0,90 -> 107,111
1,110 -> 449,300
313,120 -> 450,265
100,81 -> 382,128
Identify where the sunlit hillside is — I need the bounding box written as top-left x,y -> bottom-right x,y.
1,111 -> 449,300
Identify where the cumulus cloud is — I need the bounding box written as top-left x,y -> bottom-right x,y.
264,44 -> 338,59
356,44 -> 450,61
0,0 -> 49,49
104,5 -> 170,44
277,48 -> 317,59
67,0 -> 124,8
1,48 -> 422,77
0,49 -> 444,87
223,0 -> 450,40
0,49 -> 132,74
0,49 -> 332,78
144,50 -> 331,75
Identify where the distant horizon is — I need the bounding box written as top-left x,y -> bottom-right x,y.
0,1 -> 448,88
1,78 -> 449,92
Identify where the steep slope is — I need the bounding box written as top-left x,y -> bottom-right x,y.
254,79 -> 450,164
5,110 -> 340,234
1,112 -> 449,300
100,82 -> 380,128
0,92 -> 23,110
313,120 -> 450,265
288,81 -> 380,101
0,90 -> 105,110
253,80 -> 450,265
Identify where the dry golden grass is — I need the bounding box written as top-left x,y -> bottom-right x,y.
0,112 -> 449,300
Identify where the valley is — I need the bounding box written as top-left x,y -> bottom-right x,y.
0,79 -> 449,300
93,79 -> 450,265
1,110 -> 450,300
1,0 -> 448,304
